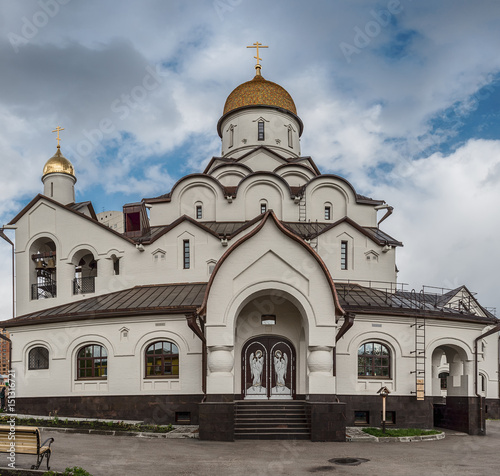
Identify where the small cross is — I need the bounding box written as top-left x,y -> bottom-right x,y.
247,42 -> 268,67
52,126 -> 64,147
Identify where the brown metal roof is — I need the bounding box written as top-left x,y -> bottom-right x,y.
362,227 -> 403,247
133,217 -> 402,248
1,283 -> 207,328
282,220 -> 403,246
281,222 -> 331,239
2,280 -> 495,329
336,283 -> 498,324
199,221 -> 251,236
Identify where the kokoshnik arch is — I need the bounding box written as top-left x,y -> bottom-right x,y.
1,44 -> 499,441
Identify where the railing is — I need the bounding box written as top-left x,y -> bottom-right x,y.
31,281 -> 57,300
73,276 -> 95,295
334,279 -> 491,316
334,278 -> 408,292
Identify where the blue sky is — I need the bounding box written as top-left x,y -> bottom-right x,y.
1,0 -> 500,316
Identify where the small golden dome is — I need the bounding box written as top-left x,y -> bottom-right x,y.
223,72 -> 297,116
42,147 -> 75,178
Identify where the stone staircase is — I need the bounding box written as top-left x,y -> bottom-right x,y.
234,400 -> 311,440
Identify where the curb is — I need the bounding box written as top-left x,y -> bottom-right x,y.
346,430 -> 445,443
375,432 -> 445,443
39,426 -> 199,439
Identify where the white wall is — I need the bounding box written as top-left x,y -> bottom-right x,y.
11,314 -> 202,398
336,315 -> 499,398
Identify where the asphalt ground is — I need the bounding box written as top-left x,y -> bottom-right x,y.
1,421 -> 499,476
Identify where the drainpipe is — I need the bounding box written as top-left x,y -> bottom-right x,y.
333,313 -> 355,392
336,312 -> 355,342
186,313 -> 207,402
374,204 -> 394,227
474,322 -> 500,435
0,228 -> 15,318
0,229 -> 15,377
0,333 -> 12,379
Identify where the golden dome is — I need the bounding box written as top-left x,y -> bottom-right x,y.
42,147 -> 75,178
223,72 -> 297,116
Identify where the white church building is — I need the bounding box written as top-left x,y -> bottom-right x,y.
2,53 -> 499,441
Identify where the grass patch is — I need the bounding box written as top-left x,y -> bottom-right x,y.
0,415 -> 173,434
362,427 -> 441,438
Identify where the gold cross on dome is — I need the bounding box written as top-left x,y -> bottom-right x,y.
52,126 -> 64,147
247,42 -> 268,67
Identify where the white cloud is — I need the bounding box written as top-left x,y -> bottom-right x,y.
372,139 -> 500,310
1,0 -> 500,317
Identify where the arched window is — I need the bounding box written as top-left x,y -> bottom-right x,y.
73,251 -> 97,295
195,203 -> 203,219
145,341 -> 179,378
358,342 -> 390,378
77,344 -> 107,379
30,237 -> 57,300
28,347 -> 49,370
112,255 -> 120,275
324,205 -> 332,220
260,200 -> 268,214
480,373 -> 487,395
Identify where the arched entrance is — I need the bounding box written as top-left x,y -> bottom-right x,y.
430,342 -> 480,434
431,344 -> 470,397
242,336 -> 296,400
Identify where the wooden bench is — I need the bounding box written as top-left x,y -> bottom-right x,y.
0,425 -> 54,470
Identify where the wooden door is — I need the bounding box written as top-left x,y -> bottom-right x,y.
242,336 -> 295,400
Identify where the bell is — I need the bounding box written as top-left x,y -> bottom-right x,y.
45,258 -> 56,269
35,261 -> 45,270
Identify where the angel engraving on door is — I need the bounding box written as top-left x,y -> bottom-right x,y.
243,336 -> 295,400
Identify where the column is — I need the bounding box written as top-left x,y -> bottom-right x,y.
207,345 -> 234,395
307,346 -> 335,395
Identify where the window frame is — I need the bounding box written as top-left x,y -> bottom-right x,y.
340,240 -> 348,270
183,240 -> 190,269
196,205 -> 203,220
112,256 -> 120,275
76,344 -> 108,380
257,121 -> 265,141
357,342 -> 391,379
228,124 -> 235,148
28,346 -> 49,370
145,341 -> 180,379
324,206 -> 331,221
381,411 -> 396,425
480,373 -> 487,393
354,410 -> 369,426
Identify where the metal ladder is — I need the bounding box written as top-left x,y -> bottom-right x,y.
298,193 -> 306,221
410,315 -> 426,400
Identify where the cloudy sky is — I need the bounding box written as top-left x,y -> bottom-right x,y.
0,0 -> 499,317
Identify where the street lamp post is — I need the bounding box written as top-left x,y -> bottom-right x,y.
377,386 -> 391,434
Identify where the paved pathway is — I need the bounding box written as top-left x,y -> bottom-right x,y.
1,421 -> 498,475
